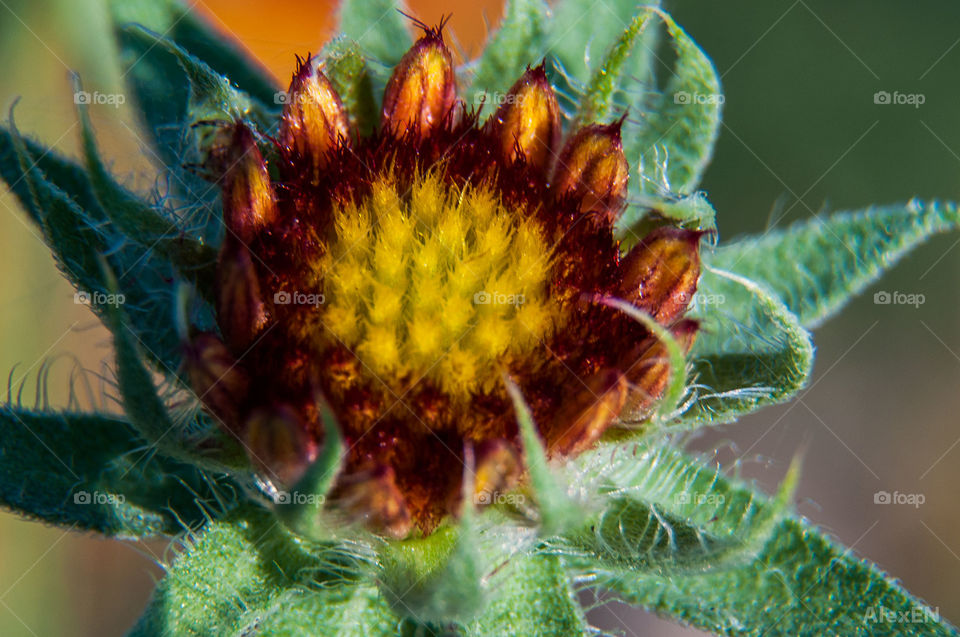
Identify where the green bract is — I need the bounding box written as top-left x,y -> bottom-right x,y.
0,1 -> 957,635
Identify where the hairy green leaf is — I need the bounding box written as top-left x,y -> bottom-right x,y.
380,520 -> 485,623
0,407 -> 227,538
574,442 -> 955,635
0,122 -> 215,372
321,36 -> 379,137
709,200 -> 960,328
107,0 -> 277,103
129,507 -> 393,636
601,516 -> 954,636
674,266 -> 814,429
505,378 -> 579,534
338,0 -> 412,105
100,265 -> 245,474
617,10 -> 721,238
637,10 -> 720,194
74,74 -> 217,296
548,0 -> 658,88
574,10 -> 652,126
275,400 -> 344,540
108,0 -> 278,175
468,0 -> 551,114
561,441 -> 797,573
467,554 -> 587,636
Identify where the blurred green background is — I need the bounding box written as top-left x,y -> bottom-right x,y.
0,1 -> 957,635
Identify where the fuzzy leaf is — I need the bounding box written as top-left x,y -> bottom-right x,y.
561,441 -> 798,573
2,119 -> 109,299
107,0 -> 278,104
601,519 -> 954,636
0,123 -> 214,373
548,0 -> 658,89
467,554 -> 587,636
379,521 -> 485,623
338,0 -> 412,102
574,10 -> 652,126
637,10 -> 721,194
129,506 -> 407,636
673,267 -> 814,429
99,265 -> 244,474
709,200 -> 960,329
321,36 -> 379,137
74,75 -> 217,296
107,0 -> 278,171
124,24 -> 273,142
275,400 -> 345,540
468,0 -> 551,113
0,407 -> 228,538
505,378 -> 580,534
617,10 -> 721,237
572,442 -> 955,636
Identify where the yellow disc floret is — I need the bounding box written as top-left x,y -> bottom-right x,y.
317,171 -> 559,398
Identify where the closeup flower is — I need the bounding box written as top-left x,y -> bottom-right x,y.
2,0 -> 956,634
188,23 -> 702,537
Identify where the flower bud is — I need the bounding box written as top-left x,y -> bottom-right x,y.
182,332 -> 249,428
617,228 -> 702,324
472,439 -> 521,508
336,465 -> 413,539
552,122 -> 629,221
244,404 -> 318,487
485,65 -> 561,172
621,319 -> 698,416
217,237 -> 269,351
381,29 -> 457,140
279,58 -> 349,175
547,370 -> 629,456
219,123 -> 277,245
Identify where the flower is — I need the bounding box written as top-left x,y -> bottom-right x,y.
186,22 -> 702,538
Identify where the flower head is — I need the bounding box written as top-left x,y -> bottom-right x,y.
187,23 -> 701,537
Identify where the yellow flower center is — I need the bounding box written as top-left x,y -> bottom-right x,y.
316,172 -> 560,398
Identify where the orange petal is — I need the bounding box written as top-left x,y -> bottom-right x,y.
244,404 -> 318,487
548,370 -> 630,456
618,227 -> 702,324
621,319 -> 698,416
552,122 -> 629,221
485,65 -> 561,172
183,332 -> 249,429
279,57 -> 349,176
381,29 -> 457,139
220,123 -> 277,244
336,466 -> 413,539
217,237 -> 269,351
472,439 -> 522,507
